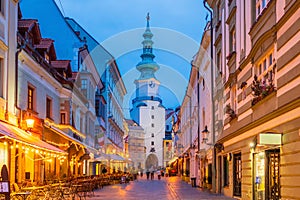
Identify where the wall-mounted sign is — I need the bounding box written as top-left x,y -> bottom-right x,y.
258,133 -> 282,145
0,181 -> 9,193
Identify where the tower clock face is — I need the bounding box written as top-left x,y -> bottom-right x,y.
149,81 -> 155,88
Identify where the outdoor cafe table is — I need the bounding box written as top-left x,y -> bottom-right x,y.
22,186 -> 45,191
71,184 -> 84,198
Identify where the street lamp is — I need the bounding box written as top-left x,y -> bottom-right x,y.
25,118 -> 35,131
201,125 -> 209,143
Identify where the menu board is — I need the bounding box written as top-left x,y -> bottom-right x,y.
0,181 -> 9,193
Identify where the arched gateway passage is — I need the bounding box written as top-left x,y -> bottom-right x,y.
145,154 -> 158,170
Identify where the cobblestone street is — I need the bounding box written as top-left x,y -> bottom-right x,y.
87,176 -> 236,200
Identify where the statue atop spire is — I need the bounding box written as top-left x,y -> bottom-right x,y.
136,13 -> 160,80
146,12 -> 150,28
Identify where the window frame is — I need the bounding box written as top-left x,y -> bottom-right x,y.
0,0 -> 4,17
27,85 -> 35,111
81,79 -> 87,89
46,96 -> 52,119
217,50 -> 222,74
230,84 -> 237,113
256,0 -> 270,18
233,152 -> 242,197
255,50 -> 275,83
60,112 -> 66,124
223,156 -> 229,187
229,26 -> 236,52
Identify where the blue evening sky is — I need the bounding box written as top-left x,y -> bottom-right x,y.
54,0 -> 208,113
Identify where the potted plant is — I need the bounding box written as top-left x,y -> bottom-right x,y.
225,104 -> 236,120
251,74 -> 276,105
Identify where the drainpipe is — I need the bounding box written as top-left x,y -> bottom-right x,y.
14,35 -> 27,127
203,0 -> 216,193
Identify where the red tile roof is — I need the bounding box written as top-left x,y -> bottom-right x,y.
18,19 -> 37,29
35,38 -> 54,49
165,111 -> 175,120
71,72 -> 78,80
125,119 -> 139,126
51,60 -> 70,69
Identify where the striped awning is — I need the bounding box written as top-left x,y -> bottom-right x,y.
109,154 -> 125,161
0,121 -> 66,154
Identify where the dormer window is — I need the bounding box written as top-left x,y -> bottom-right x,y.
27,33 -> 34,47
44,53 -> 49,63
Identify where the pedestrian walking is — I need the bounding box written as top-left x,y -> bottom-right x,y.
146,170 -> 150,180
157,170 -> 161,180
102,167 -> 107,174
151,171 -> 154,180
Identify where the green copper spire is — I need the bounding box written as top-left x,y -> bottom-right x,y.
136,13 -> 160,80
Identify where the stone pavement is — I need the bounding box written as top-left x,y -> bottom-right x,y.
86,175 -> 236,200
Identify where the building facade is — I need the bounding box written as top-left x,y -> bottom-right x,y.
204,0 -> 300,199
125,119 -> 145,172
20,0 -> 128,175
190,21 -> 214,188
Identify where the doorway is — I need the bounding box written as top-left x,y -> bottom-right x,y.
253,149 -> 280,200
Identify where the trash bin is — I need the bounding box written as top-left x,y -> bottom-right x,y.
191,177 -> 196,187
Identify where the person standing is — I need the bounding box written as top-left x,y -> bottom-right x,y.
146,170 -> 150,180
102,167 -> 107,174
151,171 -> 154,180
157,170 -> 161,180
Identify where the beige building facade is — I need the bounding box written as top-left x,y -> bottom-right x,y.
205,0 -> 300,199
125,119 -> 146,172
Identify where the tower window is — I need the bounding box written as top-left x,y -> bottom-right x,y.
151,123 -> 154,128
151,106 -> 154,110
151,141 -> 154,145
151,133 -> 154,137
151,115 -> 154,119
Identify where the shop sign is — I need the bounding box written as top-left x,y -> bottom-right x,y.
258,133 -> 282,145
0,181 -> 9,193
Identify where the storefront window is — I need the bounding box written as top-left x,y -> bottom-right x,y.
254,152 -> 266,200
0,143 -> 8,167
233,152 -> 242,196
254,149 -> 280,200
223,156 -> 229,186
